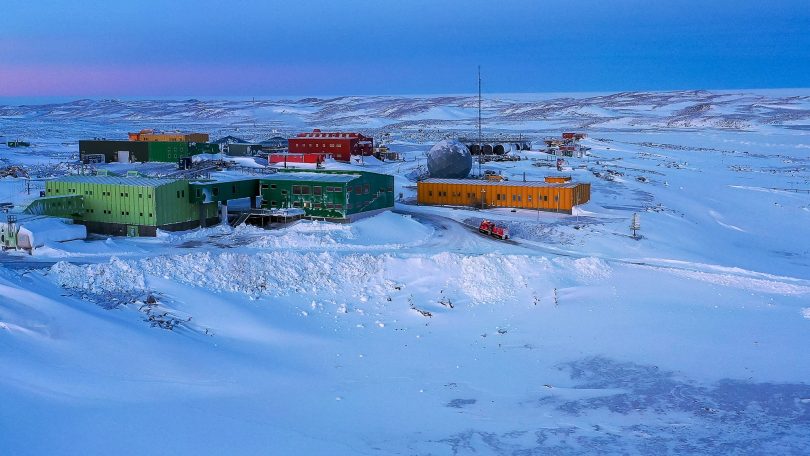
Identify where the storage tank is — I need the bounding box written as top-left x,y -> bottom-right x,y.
426,140 -> 472,178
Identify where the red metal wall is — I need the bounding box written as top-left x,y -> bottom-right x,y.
268,153 -> 326,164
287,130 -> 373,162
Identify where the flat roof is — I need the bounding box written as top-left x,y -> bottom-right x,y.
51,175 -> 180,187
262,172 -> 359,183
419,178 -> 583,188
189,176 -> 260,185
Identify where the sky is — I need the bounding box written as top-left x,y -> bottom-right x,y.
1,0 -> 809,97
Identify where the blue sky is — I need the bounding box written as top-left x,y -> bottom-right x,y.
1,0 -> 809,96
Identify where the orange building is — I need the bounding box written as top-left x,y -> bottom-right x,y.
128,129 -> 209,143
417,178 -> 590,214
544,176 -> 572,183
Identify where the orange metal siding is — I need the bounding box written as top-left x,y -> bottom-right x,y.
416,181 -> 590,214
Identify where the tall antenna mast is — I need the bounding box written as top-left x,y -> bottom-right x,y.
478,65 -> 482,177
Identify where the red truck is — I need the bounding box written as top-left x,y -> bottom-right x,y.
479,219 -> 510,240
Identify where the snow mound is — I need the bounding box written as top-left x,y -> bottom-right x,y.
46,250 -> 566,305
51,257 -> 146,294
247,212 -> 432,250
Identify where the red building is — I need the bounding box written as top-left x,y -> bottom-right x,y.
287,129 -> 373,162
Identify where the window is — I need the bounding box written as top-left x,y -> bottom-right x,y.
231,185 -> 236,194
261,184 -> 269,191
197,189 -> 202,197
149,213 -> 153,217
543,195 -> 548,202
177,191 -> 181,198
181,190 -> 185,198
326,203 -> 334,208
281,190 -> 288,195
140,213 -> 143,217
428,191 -> 433,197
334,203 -> 343,209
292,185 -> 302,195
355,185 -> 362,195
528,195 -> 532,201
213,188 -> 219,197
314,203 -> 322,208
139,193 -> 142,198
270,184 -> 277,189
363,184 -> 369,194
293,202 -> 301,207
300,186 -> 310,195
313,186 -> 322,195
270,201 -> 277,207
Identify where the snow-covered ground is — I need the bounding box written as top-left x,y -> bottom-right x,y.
1,90 -> 810,455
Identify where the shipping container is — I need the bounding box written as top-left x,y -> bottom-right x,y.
417,178 -> 590,214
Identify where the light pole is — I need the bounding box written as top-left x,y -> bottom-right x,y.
481,188 -> 486,210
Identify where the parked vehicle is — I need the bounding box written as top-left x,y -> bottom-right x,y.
479,219 -> 509,240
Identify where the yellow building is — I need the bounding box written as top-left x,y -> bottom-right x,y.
417,178 -> 590,214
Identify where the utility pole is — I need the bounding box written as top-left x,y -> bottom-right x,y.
630,213 -> 641,239
478,65 -> 482,178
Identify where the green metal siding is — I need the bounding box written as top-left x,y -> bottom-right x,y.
154,181 -> 195,225
25,195 -> 84,218
260,178 -> 348,218
45,180 -> 157,225
343,172 -> 395,216
189,179 -> 259,203
147,141 -> 190,162
258,170 -> 394,219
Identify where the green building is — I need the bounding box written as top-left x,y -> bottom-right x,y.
29,169 -> 394,237
79,140 -> 220,163
37,175 -> 219,236
259,170 -> 394,221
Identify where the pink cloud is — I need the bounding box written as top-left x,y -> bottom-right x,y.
0,63 -> 343,96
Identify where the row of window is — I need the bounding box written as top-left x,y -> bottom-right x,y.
276,201 -> 346,210
92,208 -> 153,217
49,188 -> 154,199
301,143 -> 343,148
426,190 -> 557,202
